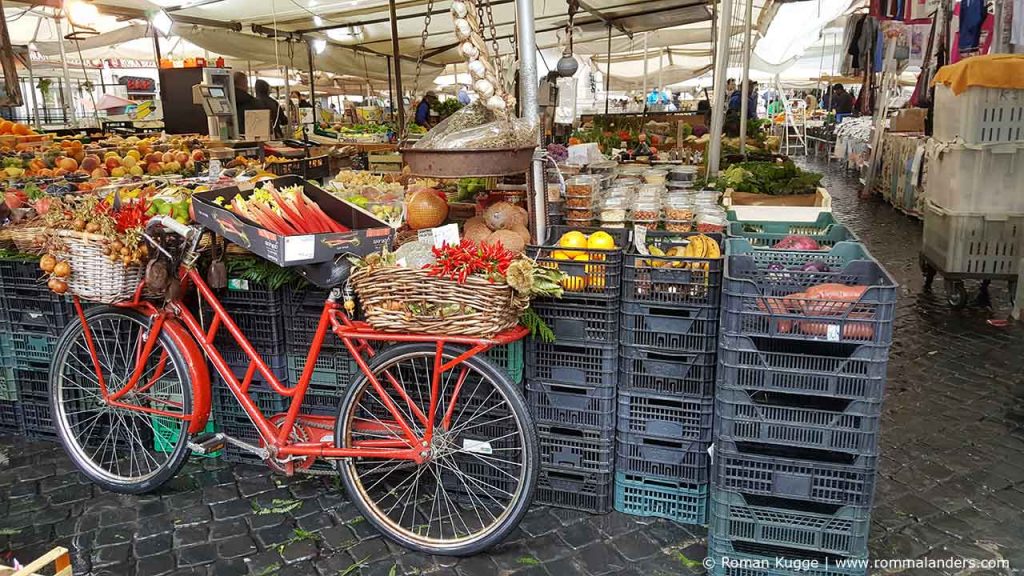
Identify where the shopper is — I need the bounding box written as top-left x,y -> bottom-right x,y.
253,79 -> 285,138
831,84 -> 854,114
415,91 -> 438,128
727,80 -> 758,119
233,71 -> 257,137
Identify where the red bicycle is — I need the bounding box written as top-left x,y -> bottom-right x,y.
48,216 -> 539,556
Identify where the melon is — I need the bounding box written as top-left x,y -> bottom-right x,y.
406,189 -> 449,230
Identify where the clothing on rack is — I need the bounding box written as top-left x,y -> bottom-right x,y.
958,0 -> 987,52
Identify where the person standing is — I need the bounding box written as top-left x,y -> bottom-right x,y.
253,79 -> 285,138
233,71 -> 257,137
415,91 -> 438,128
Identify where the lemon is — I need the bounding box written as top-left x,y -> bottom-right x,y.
587,230 -> 615,250
558,230 -> 588,258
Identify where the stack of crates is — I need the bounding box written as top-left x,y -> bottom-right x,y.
613,231 -> 723,524
0,258 -> 73,438
524,226 -> 624,513
709,234 -> 896,575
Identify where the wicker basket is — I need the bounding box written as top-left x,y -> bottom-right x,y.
8,223 -> 47,254
52,229 -> 145,304
349,265 -> 528,337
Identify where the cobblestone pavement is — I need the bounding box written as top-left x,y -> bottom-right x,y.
1,159 -> 1023,575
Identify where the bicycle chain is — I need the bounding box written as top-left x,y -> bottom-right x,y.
412,0 -> 435,96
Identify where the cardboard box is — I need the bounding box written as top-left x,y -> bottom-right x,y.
889,108 -> 926,133
192,175 -> 393,266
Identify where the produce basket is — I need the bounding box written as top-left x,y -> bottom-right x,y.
6,222 -> 47,254
349,265 -> 528,337
622,231 -> 724,308
722,239 -> 897,346
49,229 -> 144,304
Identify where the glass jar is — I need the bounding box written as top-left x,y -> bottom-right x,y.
566,208 -> 595,220
566,175 -> 597,198
669,165 -> 698,182
643,169 -> 668,185
588,160 -> 618,176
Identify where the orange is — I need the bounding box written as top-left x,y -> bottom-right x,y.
12,123 -> 29,136
0,121 -> 12,134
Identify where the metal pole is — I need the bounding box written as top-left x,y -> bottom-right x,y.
25,58 -> 41,130
53,15 -> 76,126
642,32 -> 649,102
284,65 -> 292,133
604,24 -> 612,114
386,55 -> 395,116
307,41 -> 316,120
707,0 -> 735,176
738,0 -> 754,154
388,0 -> 405,139
516,0 -> 545,244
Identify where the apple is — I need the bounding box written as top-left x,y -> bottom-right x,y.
58,157 -> 78,172
162,152 -> 175,163
174,151 -> 189,164
147,162 -> 163,175
110,166 -> 127,178
80,155 -> 101,172
105,156 -> 122,171
145,153 -> 162,165
126,149 -> 141,161
164,161 -> 182,173
104,151 -> 120,159
122,155 -> 137,169
91,167 -> 109,179
191,149 -> 205,161
129,165 -> 144,176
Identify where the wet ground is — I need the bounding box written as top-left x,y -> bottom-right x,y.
1,159 -> 1023,575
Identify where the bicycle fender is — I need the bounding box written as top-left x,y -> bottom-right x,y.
160,318 -> 212,434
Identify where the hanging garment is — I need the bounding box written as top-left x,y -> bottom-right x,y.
1013,0 -> 1024,45
959,0 -> 987,52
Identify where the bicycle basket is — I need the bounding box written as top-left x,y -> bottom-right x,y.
349,265 -> 529,337
49,229 -> 145,304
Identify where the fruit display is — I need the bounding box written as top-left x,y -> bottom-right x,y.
213,182 -> 349,235
641,234 -> 721,267
405,188 -> 449,230
462,201 -> 530,253
544,229 -> 617,292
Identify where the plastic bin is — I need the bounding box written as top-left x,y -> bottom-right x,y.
534,467 -> 613,513
619,345 -> 716,397
921,200 -> 1024,277
0,368 -> 15,402
718,335 -> 888,402
726,212 -> 859,250
13,365 -> 49,399
19,397 -> 56,439
617,391 -> 714,442
722,240 -> 897,346
933,83 -> 1024,146
538,423 -> 614,473
620,302 -> 719,353
527,381 -> 616,431
1,288 -> 73,336
613,472 -> 708,525
0,399 -> 21,433
265,154 -> 330,180
709,490 -> 871,558
706,535 -> 868,576
0,258 -> 50,292
622,231 -> 724,308
525,340 -> 617,387
287,351 -> 357,391
527,226 -> 628,303
925,142 -> 1024,213
616,433 -> 710,484
530,300 -> 619,343
713,441 -> 877,507
483,341 -> 525,384
9,332 -> 58,367
715,387 -> 881,457
211,352 -> 291,417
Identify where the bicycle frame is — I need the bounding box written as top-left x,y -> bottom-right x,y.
73,263 -> 528,469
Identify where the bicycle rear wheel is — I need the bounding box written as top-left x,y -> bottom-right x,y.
335,343 -> 537,556
50,306 -> 193,494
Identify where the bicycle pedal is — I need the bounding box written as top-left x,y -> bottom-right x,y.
188,432 -> 226,455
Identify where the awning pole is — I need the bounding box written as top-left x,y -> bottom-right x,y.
54,14 -> 77,126
25,57 -> 41,130
516,0 -> 544,245
707,0 -> 735,176
739,0 -> 754,154
386,55 -> 395,117
388,0 -> 405,139
284,65 -> 292,133
604,23 -> 611,114
642,32 -> 649,101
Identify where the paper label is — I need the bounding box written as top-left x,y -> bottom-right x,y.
419,223 -> 460,248
227,278 -> 250,291
284,235 -> 316,262
208,159 -> 221,182
462,439 -> 493,455
633,225 -> 649,255
826,324 -> 841,342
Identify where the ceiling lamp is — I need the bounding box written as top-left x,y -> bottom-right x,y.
326,26 -> 361,41
66,0 -> 99,27
557,0 -> 580,77
312,38 -> 327,54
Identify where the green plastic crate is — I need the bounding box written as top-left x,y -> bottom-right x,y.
152,407 -> 217,457
485,341 -> 524,384
613,472 -> 708,525
727,213 -> 858,249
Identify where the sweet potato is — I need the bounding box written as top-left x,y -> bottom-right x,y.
802,284 -> 869,316
796,320 -> 875,340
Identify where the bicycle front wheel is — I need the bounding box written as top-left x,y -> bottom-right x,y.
50,306 -> 194,494
335,342 -> 538,556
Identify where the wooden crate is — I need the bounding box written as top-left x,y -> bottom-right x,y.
0,547 -> 72,576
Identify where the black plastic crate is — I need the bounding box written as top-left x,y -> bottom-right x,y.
706,535 -> 868,576
0,367 -> 15,402
19,397 -> 56,439
527,381 -> 616,431
623,231 -> 724,308
527,226 -> 627,303
617,391 -> 714,442
215,280 -> 286,310
211,353 -> 291,417
530,300 -> 619,343
281,284 -> 344,352
265,154 -> 330,180
715,387 -> 882,457
620,303 -> 719,353
709,489 -> 871,558
287,352 -> 357,392
0,399 -> 22,433
613,472 -> 708,525
722,240 -> 897,346
616,432 -> 710,484
619,345 -> 716,397
718,335 -> 887,402
1,286 -> 73,336
534,467 -> 613,513
13,364 -> 49,400
525,340 -> 617,387
10,332 -> 58,367
538,423 -> 614,473
209,305 -> 287,357
713,440 -> 878,507
0,258 -> 49,292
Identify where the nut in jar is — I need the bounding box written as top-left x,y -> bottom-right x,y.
566,208 -> 594,220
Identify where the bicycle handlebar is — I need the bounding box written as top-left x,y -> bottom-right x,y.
148,215 -> 193,239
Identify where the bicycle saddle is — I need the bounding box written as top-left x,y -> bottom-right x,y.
295,255 -> 353,288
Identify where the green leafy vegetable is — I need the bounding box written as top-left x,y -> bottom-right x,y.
704,160 -> 822,196
520,307 -> 555,343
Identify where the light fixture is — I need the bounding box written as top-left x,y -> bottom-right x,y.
313,15 -> 323,26
151,9 -> 173,36
326,25 -> 360,41
312,38 -> 327,54
66,0 -> 99,27
28,42 -> 38,53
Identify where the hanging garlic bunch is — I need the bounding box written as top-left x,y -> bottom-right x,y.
450,0 -> 515,116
